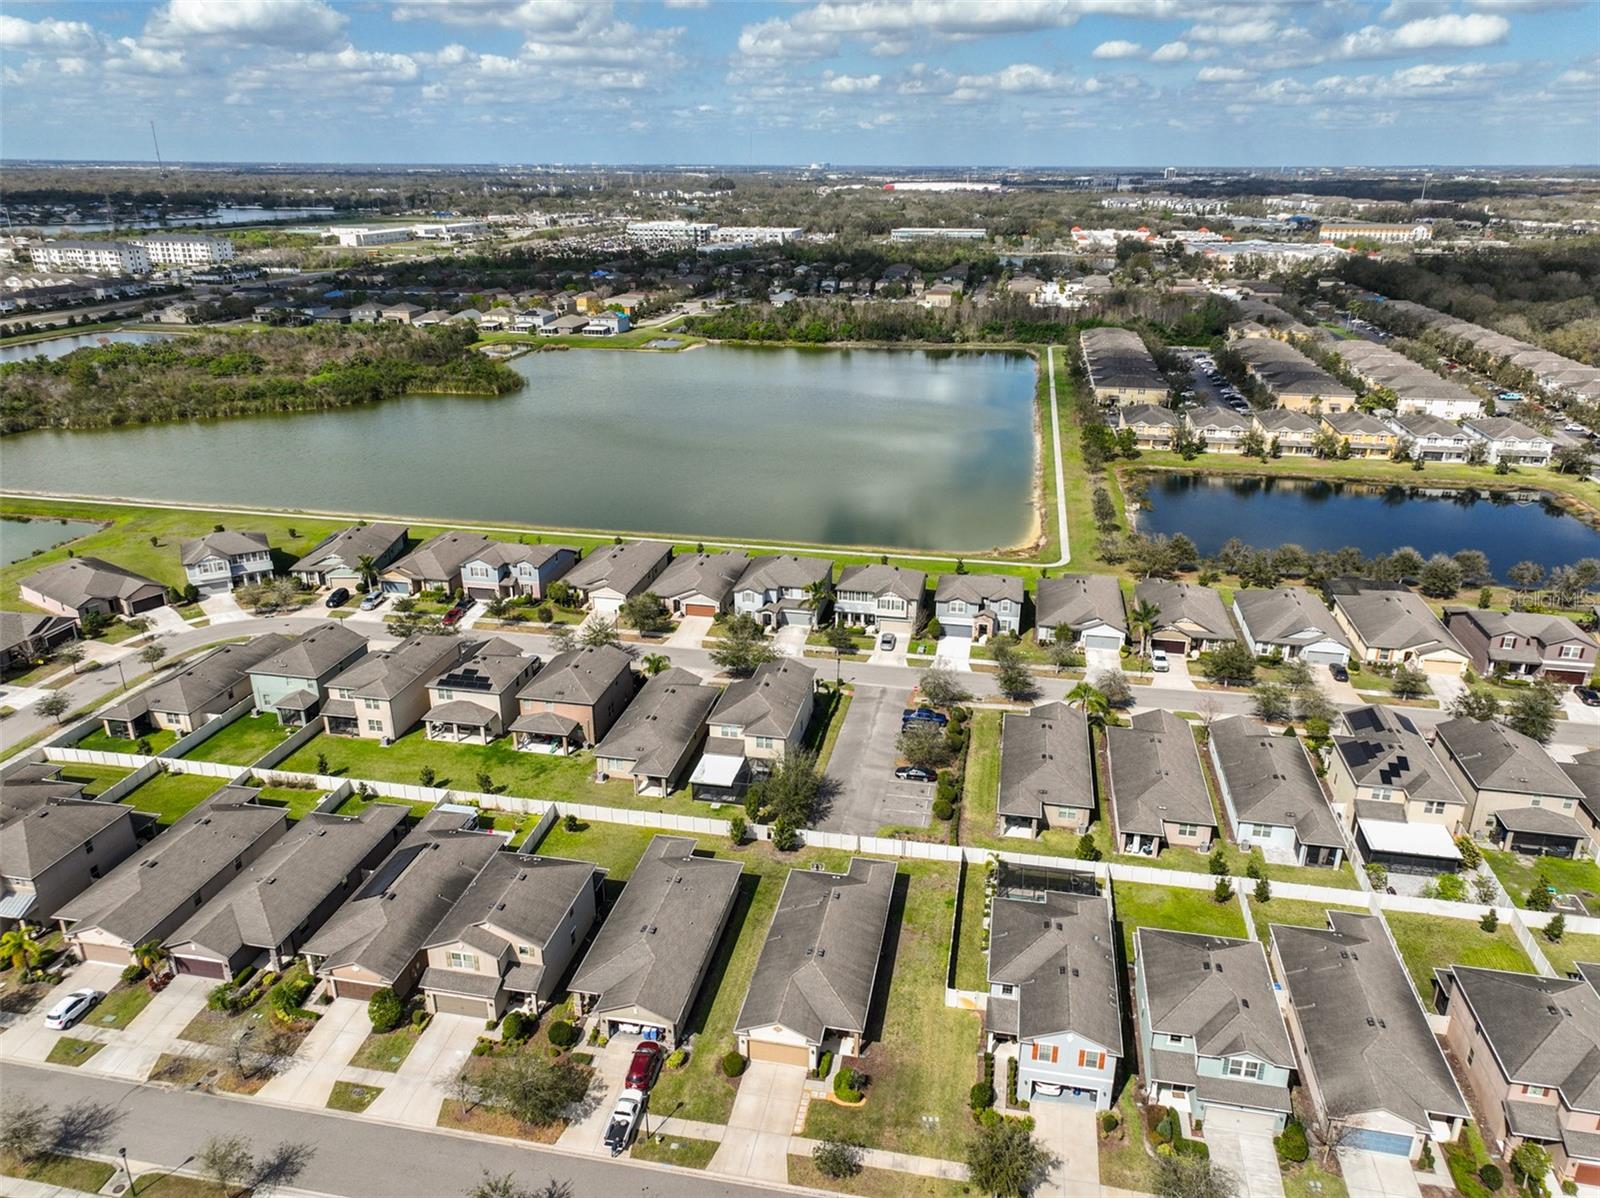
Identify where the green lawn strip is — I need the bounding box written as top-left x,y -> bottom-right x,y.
54,764 -> 133,796
953,860 -> 990,992
1248,896 -> 1368,945
1098,1075 -> 1155,1192
958,709 -> 1002,848
333,792 -> 436,823
1282,1158 -> 1350,1198
349,1025 -> 422,1072
131,1172 -> 232,1197
1383,911 -> 1534,999
810,688 -> 853,772
45,1035 -> 104,1066
1538,931 -> 1600,978
1111,880 -> 1247,963
630,1136 -> 719,1170
801,861 -> 977,1159
120,770 -> 228,825
1444,1123 -> 1497,1198
251,785 -> 326,821
327,1080 -> 383,1113
181,713 -> 289,765
526,820 -> 661,880
1481,848 -> 1600,910
0,1152 -> 116,1192
787,1154 -> 971,1197
76,726 -> 178,754
90,981 -> 156,1030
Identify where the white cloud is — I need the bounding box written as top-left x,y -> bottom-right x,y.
0,15 -> 100,52
1150,40 -> 1190,62
663,0 -> 709,7
738,17 -> 837,60
1196,65 -> 1253,82
1186,18 -> 1280,45
298,44 -> 420,83
109,36 -> 188,75
1338,12 -> 1510,57
735,0 -> 1095,60
148,0 -> 347,49
1092,39 -> 1144,59
824,71 -> 882,92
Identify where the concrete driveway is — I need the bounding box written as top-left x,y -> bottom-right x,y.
1204,1108 -> 1286,1198
0,962 -> 126,1063
556,1034 -> 640,1153
199,592 -> 248,624
1154,654 -> 1198,692
1339,1147 -> 1423,1198
867,633 -> 910,668
1085,646 -> 1123,677
363,1013 -> 485,1127
257,996 -> 371,1106
81,973 -> 212,1080
932,636 -> 973,671
820,684 -> 931,834
1030,1101 -> 1101,1198
772,626 -> 807,657
708,1061 -> 804,1183
665,615 -> 713,649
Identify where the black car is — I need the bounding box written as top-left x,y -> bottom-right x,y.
1328,662 -> 1350,683
325,587 -> 351,608
901,707 -> 948,728
1575,686 -> 1600,708
894,765 -> 937,783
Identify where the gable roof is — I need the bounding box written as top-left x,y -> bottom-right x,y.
836,563 -> 926,602
987,884 -> 1122,1050
429,638 -> 533,695
1035,574 -> 1126,635
386,531 -> 493,583
289,523 -> 408,575
998,702 -> 1093,821
326,634 -> 467,701
1117,403 -> 1179,430
734,858 -> 895,1044
1443,966 -> 1600,1114
102,634 -> 292,722
1333,705 -> 1465,808
563,541 -> 673,596
1233,588 -> 1349,652
733,555 -> 834,594
1209,717 -> 1343,848
21,557 -> 166,609
1136,580 -> 1234,642
1,796 -> 132,881
1446,607 -> 1593,654
1104,709 -> 1215,836
1465,416 -> 1550,443
179,530 -> 269,565
1186,403 -> 1252,432
1558,748 -> 1600,825
1434,717 -> 1583,800
517,644 -> 633,705
592,667 -> 717,779
1255,408 -> 1319,434
247,621 -> 366,681
0,610 -> 77,654
1138,928 -> 1293,1068
708,658 -> 816,738
1334,588 -> 1466,656
423,852 -> 598,955
935,573 -> 1025,606
652,553 -> 749,606
463,542 -> 578,572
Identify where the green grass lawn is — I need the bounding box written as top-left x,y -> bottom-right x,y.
1099,1075 -> 1155,1193
526,820 -> 665,881
119,770 -> 228,825
802,860 -> 978,1159
1283,1158 -> 1350,1198
1383,911 -> 1535,999
810,687 -> 852,772
631,1136 -> 719,1170
332,791 -> 437,824
0,1152 -> 116,1193
76,726 -> 177,754
327,1080 -> 383,1113
182,712 -> 289,765
54,764 -> 133,796
45,1035 -> 104,1066
252,785 -> 326,821
350,1026 -> 422,1072
1444,1122 -> 1497,1198
1481,849 -> 1600,911
788,1155 -> 970,1197
953,860 -> 991,992
1112,880 -> 1247,962
1537,930 -> 1600,977
1248,896 -> 1368,945
88,981 -> 155,1030
130,1173 -> 232,1197
959,709 -> 1002,846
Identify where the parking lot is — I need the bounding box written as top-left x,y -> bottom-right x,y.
820,683 -> 934,835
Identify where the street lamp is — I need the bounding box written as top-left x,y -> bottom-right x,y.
119,1147 -> 136,1195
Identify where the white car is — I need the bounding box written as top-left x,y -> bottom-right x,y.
1150,648 -> 1170,673
604,1090 -> 646,1156
44,988 -> 101,1030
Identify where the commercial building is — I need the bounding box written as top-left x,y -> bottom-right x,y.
888,227 -> 986,241
32,239 -> 152,276
624,220 -> 717,248
707,226 -> 803,245
134,236 -> 236,267
1319,221 -> 1433,244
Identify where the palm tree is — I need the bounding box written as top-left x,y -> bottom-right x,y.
356,554 -> 380,591
802,579 -> 832,623
1127,599 -> 1161,656
1067,682 -> 1111,726
133,938 -> 168,981
641,653 -> 670,676
0,923 -> 44,976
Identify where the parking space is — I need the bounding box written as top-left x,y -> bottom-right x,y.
932,636 -> 972,672
0,962 -> 126,1064
362,1012 -> 485,1127
257,997 -> 371,1107
1339,1147 -> 1423,1198
867,632 -> 911,668
708,1060 -> 804,1183
664,615 -> 712,648
772,626 -> 807,657
1030,1100 -> 1101,1198
819,684 -> 933,835
556,1033 -> 640,1153
1204,1109 -> 1286,1198
81,973 -> 212,1080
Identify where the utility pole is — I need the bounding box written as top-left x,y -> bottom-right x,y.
149,120 -> 166,178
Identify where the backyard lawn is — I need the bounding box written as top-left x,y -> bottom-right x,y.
1111,880 -> 1247,962
120,770 -> 229,825
1383,911 -> 1534,999
527,820 -> 666,882
182,713 -> 289,766
1481,848 -> 1600,911
953,859 -> 991,992
76,727 -> 177,755
252,785 -> 327,821
1538,930 -> 1600,978
1247,896 -> 1368,945
54,764 -> 132,796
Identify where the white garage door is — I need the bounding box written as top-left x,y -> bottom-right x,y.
1302,647 -> 1346,666
1083,632 -> 1122,652
591,596 -> 622,617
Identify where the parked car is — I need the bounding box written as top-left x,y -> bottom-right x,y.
360,592 -> 386,612
902,707 -> 948,728
626,1042 -> 664,1093
442,597 -> 475,628
878,631 -> 896,651
1328,662 -> 1350,683
895,765 -> 937,783
604,1091 -> 646,1157
325,587 -> 350,608
44,989 -> 101,1030
1574,686 -> 1600,708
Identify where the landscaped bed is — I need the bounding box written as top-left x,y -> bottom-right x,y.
181,713 -> 290,766
119,770 -> 229,826
1383,911 -> 1534,998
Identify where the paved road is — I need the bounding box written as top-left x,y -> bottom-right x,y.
819,684 -> 932,834
0,1063 -> 787,1198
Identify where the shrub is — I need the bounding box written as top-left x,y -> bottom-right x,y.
721,1051 -> 747,1078
1100,1110 -> 1120,1135
933,798 -> 955,822
1481,909 -> 1500,932
547,1020 -> 580,1049
1156,1109 -> 1179,1146
208,981 -> 239,1012
813,1137 -> 864,1180
834,1066 -> 863,1102
666,1049 -> 687,1069
411,1008 -> 430,1031
563,813 -> 581,833
1545,914 -> 1566,942
501,1011 -> 527,1042
1209,847 -> 1229,876
1275,1120 -> 1309,1164
1479,1164 -> 1504,1192
813,1050 -> 832,1080
1418,1143 -> 1435,1171
970,1082 -> 996,1112
368,987 -> 403,1033
1213,877 -> 1234,903
728,814 -> 747,844
120,963 -> 146,984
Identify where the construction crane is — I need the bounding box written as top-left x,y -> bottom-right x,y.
150,120 -> 166,178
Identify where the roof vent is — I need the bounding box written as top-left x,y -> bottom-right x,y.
265,877 -> 276,885
817,949 -> 825,959
1547,1005 -> 1560,1016
648,925 -> 657,935
1203,961 -> 1211,971
1366,1016 -> 1376,1026
1241,997 -> 1250,1008
1071,967 -> 1080,978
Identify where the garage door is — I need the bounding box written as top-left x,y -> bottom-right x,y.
683,602 -> 717,617
945,624 -> 972,639
1083,632 -> 1123,652
78,941 -> 131,965
432,993 -> 493,1019
173,954 -> 227,979
1421,656 -> 1464,676
131,593 -> 168,613
1302,647 -> 1345,666
1031,1081 -> 1099,1105
747,1039 -> 810,1067
466,586 -> 499,601
592,597 -> 622,617
778,609 -> 810,627
1343,1129 -> 1414,1156
1153,636 -> 1188,655
331,979 -> 382,1001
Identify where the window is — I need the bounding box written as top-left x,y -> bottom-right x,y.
1423,801 -> 1448,815
1175,823 -> 1199,837
363,698 -> 379,711
1224,1058 -> 1263,1080
1526,1085 -> 1547,1098
755,736 -> 774,750
366,719 -> 382,732
518,944 -> 535,957
1000,984 -> 1015,997
437,689 -> 453,701
1500,636 -> 1518,650
1078,1050 -> 1106,1070
448,951 -> 478,970
1167,1034 -> 1185,1046
1371,788 -> 1394,802
1560,644 -> 1584,660
1031,1043 -> 1059,1064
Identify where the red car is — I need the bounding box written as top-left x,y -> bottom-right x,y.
625,1041 -> 665,1092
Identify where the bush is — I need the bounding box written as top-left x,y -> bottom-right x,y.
1479,1164 -> 1504,1192
1100,1110 -> 1120,1135
501,1011 -> 527,1042
666,1049 -> 687,1069
933,798 -> 955,821
1545,913 -> 1566,942
1275,1120 -> 1309,1164
547,1020 -> 580,1049
368,987 -> 404,1033
813,1137 -> 863,1180
834,1066 -> 864,1102
1481,909 -> 1500,932
1213,877 -> 1234,903
814,1050 -> 832,1080
412,1008 -> 430,1031
728,814 -> 747,844
721,1051 -> 747,1078
970,1082 -> 996,1112
120,963 -> 146,985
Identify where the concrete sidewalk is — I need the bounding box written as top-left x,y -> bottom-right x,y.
362,1013 -> 483,1127
257,996 -> 371,1107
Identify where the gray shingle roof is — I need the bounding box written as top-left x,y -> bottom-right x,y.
998,702 -> 1093,821
1559,749 -> 1600,825
836,563 -> 926,602
103,634 -> 292,722
1136,581 -> 1234,644
1186,403 -> 1252,433
1447,608 -> 1593,658
1138,928 -> 1293,1068
568,835 -> 742,1032
1209,717 -> 1343,849
179,530 -> 269,566
0,610 -> 76,655
592,667 -> 717,779
1334,705 -> 1465,809
517,644 -> 633,705
1105,710 -> 1215,837
1334,589 -> 1465,656
1434,717 -> 1583,800
1235,337 -> 1356,403
1034,574 -> 1126,637
708,658 -> 816,738
1254,409 -> 1319,435
734,554 -> 833,595
21,557 -> 166,610
1464,416 -> 1550,444
1081,327 -> 1166,392
326,634 -> 468,701
1443,966 -> 1600,1115
1,796 -> 132,880
289,523 -> 407,576
247,621 -> 366,681
1116,403 -> 1178,431
386,531 -> 493,583
429,638 -> 533,695
1492,805 -> 1588,838
734,858 -> 895,1044
563,540 -> 673,596
653,553 -> 748,607
1233,588 -> 1349,653
987,885 -> 1122,1049
1273,912 -> 1467,1130
423,852 -> 598,957
463,541 -> 577,571
935,574 -> 1025,605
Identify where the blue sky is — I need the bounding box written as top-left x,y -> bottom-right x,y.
1,1 -> 1595,167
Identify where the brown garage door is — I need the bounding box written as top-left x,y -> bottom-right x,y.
432,993 -> 493,1019
685,603 -> 718,617
1152,636 -> 1188,655
78,941 -> 130,965
331,978 -> 382,1001
173,954 -> 227,979
1421,656 -> 1463,675
747,1039 -> 810,1067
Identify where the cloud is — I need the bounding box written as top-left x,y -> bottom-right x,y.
1196,65 -> 1253,82
0,14 -> 101,52
662,0 -> 709,7
735,0 -> 1091,60
824,71 -> 882,92
298,44 -> 421,83
109,36 -> 188,76
1149,40 -> 1190,62
147,0 -> 347,48
1338,12 -> 1510,57
1092,39 -> 1144,59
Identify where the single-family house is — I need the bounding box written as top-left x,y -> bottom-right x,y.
423,639 -> 540,745
301,810 -> 502,1001
289,523 -> 408,589
1557,751 -> 1600,857
1330,583 -> 1469,676
1252,409 -> 1320,456
1433,718 -> 1592,859
568,834 -> 742,1045
1464,418 -> 1555,467
731,555 -> 833,629
1271,912 -> 1468,1161
380,302 -> 423,324
1136,580 -> 1235,656
1329,705 -> 1466,875
581,312 -> 629,335
1208,716 -> 1345,867
350,302 -> 382,323
934,574 -> 1024,640
1391,413 -> 1474,463
56,787 -> 286,965
419,853 -> 602,1018
704,658 -> 816,774
1184,404 -> 1251,453
561,541 -> 673,617
540,314 -> 589,336
247,621 -> 368,727
996,702 -> 1093,838
179,531 -> 273,595
1232,587 -> 1351,666
734,858 -> 895,1070
985,879 -> 1122,1109
412,309 -> 450,327
164,804 -> 408,980
1116,404 -> 1179,451
592,668 -> 717,796
99,634 -> 292,739
1436,966 -> 1600,1190
1034,575 -> 1127,650
834,564 -> 926,637
1135,929 -> 1295,1130
511,644 -> 637,754
652,553 -> 749,617
1442,609 -> 1597,686
0,610 -> 78,673
322,634 -> 474,741
459,543 -> 579,602
513,308 -> 556,332
0,766 -> 138,926
1104,710 -> 1216,856
19,557 -> 169,620
380,531 -> 493,596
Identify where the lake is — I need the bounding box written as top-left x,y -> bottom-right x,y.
0,346 -> 1039,552
0,516 -> 101,565
0,331 -> 174,365
1136,473 -> 1600,576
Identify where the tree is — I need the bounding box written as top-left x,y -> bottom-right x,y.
1067,682 -> 1111,725
1293,685 -> 1337,726
0,922 -> 44,975
1044,637 -> 1084,673
1509,1142 -> 1551,1194
965,1118 -> 1053,1198
1454,549 -> 1491,581
1252,682 -> 1292,722
133,938 -> 168,978
1128,599 -> 1162,653
476,1050 -> 592,1127
802,579 -> 832,623
368,987 -> 403,1033
640,653 -> 670,677
138,643 -> 167,669
1506,560 -> 1545,595
33,692 -> 70,724
1506,684 -> 1560,744
1201,642 -> 1257,687
710,613 -> 775,676
751,748 -> 824,826
1389,664 -> 1429,700
199,1133 -> 255,1197
418,765 -> 436,788
1094,669 -> 1134,708
1450,688 -> 1502,722
355,554 -> 380,591
1544,913 -> 1566,943
899,722 -> 951,771
813,1138 -> 864,1180
1553,444 -> 1594,475
994,656 -> 1036,702
54,642 -> 86,674
920,667 -> 972,709
619,592 -> 671,635
0,1097 -> 51,1164
1417,555 -> 1463,599
579,618 -> 621,649
1153,1154 -> 1239,1198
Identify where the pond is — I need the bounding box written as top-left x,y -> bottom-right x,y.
1135,473 -> 1600,576
0,346 -> 1039,552
0,516 -> 101,566
0,330 -> 174,365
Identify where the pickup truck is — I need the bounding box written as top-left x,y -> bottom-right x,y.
604,1090 -> 646,1157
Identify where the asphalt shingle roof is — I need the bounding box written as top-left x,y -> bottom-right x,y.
21,557 -> 166,610
997,702 -> 1093,821
1334,705 -> 1465,809
1444,966 -> 1600,1115
517,644 -> 633,706
386,532 -> 493,583
836,563 -> 926,602
1105,710 -> 1215,837
1434,717 -> 1583,800
563,541 -> 673,596
178,530 -> 268,566
1136,580 -> 1234,643
1138,928 -> 1293,1068
1209,716 -> 1343,849
289,523 -> 407,576
247,621 -> 366,680
987,884 -> 1122,1050
1034,574 -> 1126,637
1334,589 -> 1465,656
103,634 -> 292,723
708,658 -> 815,739
326,634 -> 468,702
592,667 -> 717,780
1233,588 -> 1349,653
652,553 -> 748,607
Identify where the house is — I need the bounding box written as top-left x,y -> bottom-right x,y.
1556,751 -> 1600,857
1115,404 -> 1179,451
1233,338 -> 1355,413
1321,411 -> 1399,459
581,312 -> 629,336
1184,404 -> 1251,453
99,634 -> 292,739
1435,966 -> 1600,1190
934,574 -> 1024,640
1443,608 -> 1597,686
1253,409 -> 1320,456
731,555 -> 833,629
1034,575 -> 1127,650
179,531 -> 273,595
568,834 -> 742,1045
459,543 -> 579,602
322,634 -> 474,740
513,308 -> 557,331
301,810 -> 502,1001
705,658 -> 816,774
1135,929 -> 1294,1131
1104,710 -> 1215,856
1433,718 -> 1592,859
412,309 -> 451,327
1136,580 -> 1235,656
247,621 -> 370,727
1232,587 -> 1351,666
1391,414 -> 1474,463
19,557 -> 169,620
1464,417 -> 1555,467
423,639 -> 540,745
380,302 -> 424,324
1208,717 -> 1345,867
573,290 -> 603,314
419,853 -> 602,1018
561,541 -> 673,617
350,302 -> 382,323
0,765 -> 138,926
380,531 -> 494,596
164,804 -> 408,980
539,314 -> 589,336
834,564 -> 925,637
996,702 -> 1093,838
652,552 -> 749,617
734,858 -> 895,1069
1271,912 -> 1468,1162
1331,583 -> 1469,676
511,644 -> 637,755
1080,327 -> 1168,406
985,879 -> 1121,1109
290,523 -> 408,589
1329,705 -> 1466,875
592,668 -> 717,796
56,787 -> 286,965
0,610 -> 78,673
